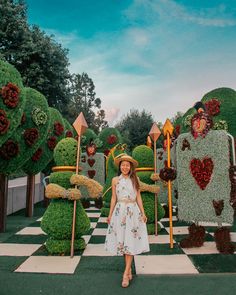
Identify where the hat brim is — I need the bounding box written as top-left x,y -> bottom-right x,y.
114,155 -> 138,168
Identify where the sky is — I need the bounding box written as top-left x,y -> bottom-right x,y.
26,0 -> 236,125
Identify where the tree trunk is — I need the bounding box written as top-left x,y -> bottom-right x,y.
26,174 -> 35,217
0,174 -> 8,233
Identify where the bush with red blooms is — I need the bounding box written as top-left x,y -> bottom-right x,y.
0,109 -> 10,134
0,139 -> 19,159
190,157 -> 214,190
31,148 -> 43,162
66,130 -> 73,137
204,98 -> 221,116
23,128 -> 39,146
0,82 -> 20,108
107,134 -> 117,145
47,136 -> 57,150
54,122 -> 64,136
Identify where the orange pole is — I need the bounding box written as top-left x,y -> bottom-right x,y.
167,132 -> 174,248
154,140 -> 158,236
70,134 -> 81,258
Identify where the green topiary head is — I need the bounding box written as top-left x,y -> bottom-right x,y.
132,145 -> 153,167
53,137 -> 78,166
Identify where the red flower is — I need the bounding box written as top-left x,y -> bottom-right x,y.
0,82 -> 20,108
104,149 -> 110,156
0,139 -> 19,160
24,128 -> 39,146
66,130 -> 73,137
175,125 -> 181,137
0,109 -> 10,135
54,122 -> 64,136
204,98 -> 221,116
107,134 -> 117,145
31,148 -> 43,162
190,157 -> 214,190
47,136 -> 57,150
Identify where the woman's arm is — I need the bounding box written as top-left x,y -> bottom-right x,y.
107,177 -> 118,224
136,189 -> 147,223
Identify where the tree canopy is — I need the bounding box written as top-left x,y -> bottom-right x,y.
115,109 -> 154,150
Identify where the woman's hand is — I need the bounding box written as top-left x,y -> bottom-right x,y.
142,214 -> 147,223
107,215 -> 112,224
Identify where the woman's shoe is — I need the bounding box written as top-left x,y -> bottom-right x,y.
121,274 -> 129,288
128,271 -> 132,281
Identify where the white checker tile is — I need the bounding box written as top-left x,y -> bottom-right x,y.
166,226 -> 189,235
0,244 -> 41,256
16,227 -> 46,235
97,217 -> 107,223
148,235 -> 176,244
160,216 -> 178,222
135,255 -> 198,274
82,235 -> 91,244
92,228 -> 107,236
86,212 -> 101,218
85,207 -> 100,211
181,242 -> 219,255
199,222 -> 231,227
230,233 -> 236,242
83,244 -> 115,256
15,256 -> 81,274
90,222 -> 97,229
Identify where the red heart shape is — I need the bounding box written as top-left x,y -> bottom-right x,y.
87,158 -> 95,167
190,158 -> 214,190
88,170 -> 96,179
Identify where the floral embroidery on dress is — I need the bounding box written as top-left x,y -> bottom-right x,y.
105,174 -> 150,255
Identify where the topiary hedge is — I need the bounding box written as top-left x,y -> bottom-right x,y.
176,130 -> 233,224
132,145 -> 154,167
41,199 -> 90,253
0,87 -> 49,175
98,127 -> 122,155
0,60 -> 26,147
201,87 -> 236,137
23,107 -> 65,175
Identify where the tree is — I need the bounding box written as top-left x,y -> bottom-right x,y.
65,73 -> 108,132
0,0 -> 71,111
115,109 -> 154,150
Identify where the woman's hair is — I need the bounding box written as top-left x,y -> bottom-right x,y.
118,161 -> 140,191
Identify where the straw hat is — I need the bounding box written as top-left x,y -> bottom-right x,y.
114,153 -> 138,168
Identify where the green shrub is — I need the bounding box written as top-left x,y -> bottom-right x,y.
98,127 -> 122,153
41,199 -> 90,240
202,87 -> 236,137
23,107 -> 65,175
53,137 -> 78,166
132,145 -> 154,167
45,237 -> 85,254
0,60 -> 26,147
49,171 -> 74,189
0,87 -> 50,175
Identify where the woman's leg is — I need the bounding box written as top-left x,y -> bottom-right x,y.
124,254 -> 133,275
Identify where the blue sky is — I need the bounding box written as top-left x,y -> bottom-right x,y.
26,0 -> 236,125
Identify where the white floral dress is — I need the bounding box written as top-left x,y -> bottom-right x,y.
105,174 -> 150,255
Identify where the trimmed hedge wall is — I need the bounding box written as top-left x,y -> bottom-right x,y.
176,130 -> 233,224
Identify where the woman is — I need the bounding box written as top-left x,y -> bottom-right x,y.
105,154 -> 150,288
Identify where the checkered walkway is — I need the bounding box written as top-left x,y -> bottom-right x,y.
1,203 -> 236,275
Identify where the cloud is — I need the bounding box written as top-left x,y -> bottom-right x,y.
40,0 -> 236,126
104,107 -> 120,125
124,0 -> 236,27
